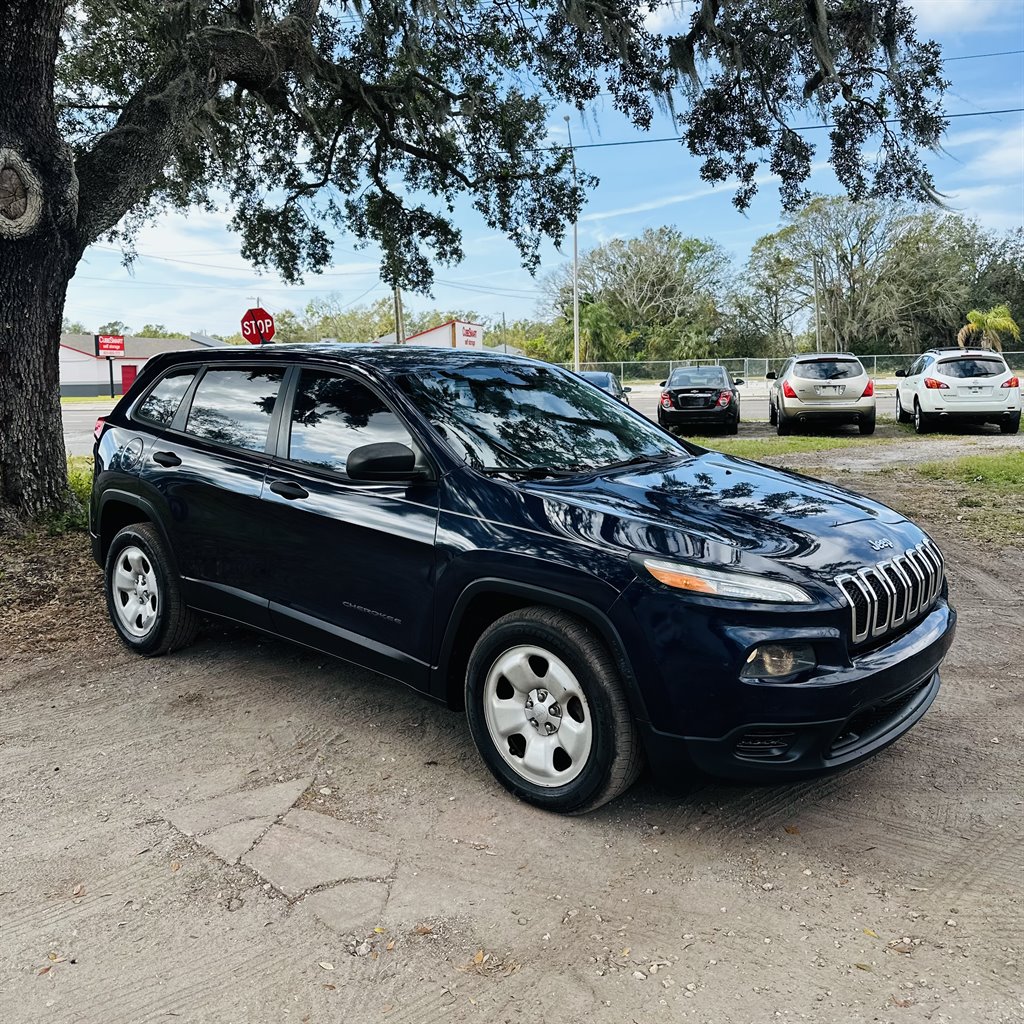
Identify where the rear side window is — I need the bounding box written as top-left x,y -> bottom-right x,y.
184,368 -> 285,452
793,359 -> 864,380
937,357 -> 1007,379
287,370 -> 412,475
135,369 -> 195,426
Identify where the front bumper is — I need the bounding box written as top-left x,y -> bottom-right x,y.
635,600 -> 956,783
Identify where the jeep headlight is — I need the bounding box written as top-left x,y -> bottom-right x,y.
637,557 -> 812,604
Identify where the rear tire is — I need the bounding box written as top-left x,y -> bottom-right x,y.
727,417 -> 739,435
913,400 -> 932,435
858,411 -> 876,436
465,607 -> 642,814
776,409 -> 792,436
104,523 -> 199,656
1001,413 -> 1021,435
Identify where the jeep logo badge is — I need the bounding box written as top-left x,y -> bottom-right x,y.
869,538 -> 894,551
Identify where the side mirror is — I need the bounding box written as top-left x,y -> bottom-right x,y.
895,369 -> 906,377
765,371 -> 777,380
347,442 -> 424,481
622,386 -> 632,393
658,380 -> 667,387
733,378 -> 745,386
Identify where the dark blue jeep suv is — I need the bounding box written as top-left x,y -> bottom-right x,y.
91,346 -> 956,812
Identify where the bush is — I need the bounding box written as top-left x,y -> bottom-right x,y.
46,456 -> 94,533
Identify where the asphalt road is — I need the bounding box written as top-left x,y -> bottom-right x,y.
62,387 -> 902,455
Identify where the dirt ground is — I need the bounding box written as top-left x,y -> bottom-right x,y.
1,440 -> 1022,1024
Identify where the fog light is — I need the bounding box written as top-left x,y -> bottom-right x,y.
741,643 -> 816,680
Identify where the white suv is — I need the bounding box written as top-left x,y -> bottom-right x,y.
895,348 -> 1021,435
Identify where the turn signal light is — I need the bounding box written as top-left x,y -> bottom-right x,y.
93,417 -> 107,440
1001,376 -> 1020,388
782,380 -> 797,399
861,379 -> 874,398
924,378 -> 949,390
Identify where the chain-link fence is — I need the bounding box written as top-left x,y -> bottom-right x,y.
566,352 -> 1024,382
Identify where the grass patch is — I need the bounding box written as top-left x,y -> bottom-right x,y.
690,435 -> 898,459
918,452 -> 1024,491
44,456 -> 94,534
61,395 -> 116,404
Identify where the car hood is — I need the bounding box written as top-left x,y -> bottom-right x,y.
525,451 -> 924,580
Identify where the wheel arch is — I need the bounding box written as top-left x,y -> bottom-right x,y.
433,579 -> 649,723
97,490 -> 169,564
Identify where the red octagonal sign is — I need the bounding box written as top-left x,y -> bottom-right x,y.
241,307 -> 275,344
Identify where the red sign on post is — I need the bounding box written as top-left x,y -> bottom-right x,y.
241,307 -> 275,345
96,334 -> 125,355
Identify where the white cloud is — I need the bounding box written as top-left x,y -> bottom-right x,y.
905,0 -> 1016,33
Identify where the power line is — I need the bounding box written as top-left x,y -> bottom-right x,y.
944,49 -> 1024,61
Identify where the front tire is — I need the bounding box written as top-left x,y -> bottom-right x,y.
104,523 -> 199,656
465,607 -> 642,814
895,391 -> 911,424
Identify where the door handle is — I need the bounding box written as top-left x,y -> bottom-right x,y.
269,479 -> 309,501
152,451 -> 182,467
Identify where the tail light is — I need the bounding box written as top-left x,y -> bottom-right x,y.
1001,376 -> 1020,388
660,392 -> 673,408
861,379 -> 874,398
93,416 -> 107,440
717,391 -> 731,407
782,380 -> 797,399
924,377 -> 949,390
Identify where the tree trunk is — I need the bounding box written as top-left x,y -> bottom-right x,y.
0,1 -> 81,518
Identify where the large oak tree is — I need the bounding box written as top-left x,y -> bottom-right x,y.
1,0 -> 946,516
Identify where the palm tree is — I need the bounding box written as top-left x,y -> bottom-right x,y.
957,305 -> 1021,353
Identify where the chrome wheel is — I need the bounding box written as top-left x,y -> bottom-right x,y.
111,545 -> 160,637
482,644 -> 593,788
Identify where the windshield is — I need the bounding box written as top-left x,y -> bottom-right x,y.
581,372 -> 613,387
399,362 -> 685,473
793,359 -> 863,380
667,368 -> 727,388
937,357 -> 1007,379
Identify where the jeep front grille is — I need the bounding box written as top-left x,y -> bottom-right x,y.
836,542 -> 944,646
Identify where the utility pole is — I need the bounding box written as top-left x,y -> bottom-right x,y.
393,286 -> 406,345
564,115 -> 580,372
812,258 -> 823,354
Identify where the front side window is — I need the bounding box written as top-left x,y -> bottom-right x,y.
288,370 -> 413,474
399,361 -> 684,473
936,357 -> 1008,379
135,369 -> 195,426
792,359 -> 864,381
184,367 -> 284,453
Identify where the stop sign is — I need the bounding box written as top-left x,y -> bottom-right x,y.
241,307 -> 275,344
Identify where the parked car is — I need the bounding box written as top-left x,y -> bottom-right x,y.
91,347 -> 955,813
895,348 -> 1020,434
767,354 -> 875,435
580,370 -> 631,404
657,365 -> 743,434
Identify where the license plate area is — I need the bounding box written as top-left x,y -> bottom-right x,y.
814,384 -> 846,397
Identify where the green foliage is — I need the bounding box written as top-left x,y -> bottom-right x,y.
97,320 -> 130,336
918,452 -> 1024,491
46,457 -> 94,533
137,323 -> 188,339
692,436 -> 900,459
957,305 -> 1021,352
50,1 -> 948,292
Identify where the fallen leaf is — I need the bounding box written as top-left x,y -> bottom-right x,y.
854,963 -> 873,972
414,924 -> 433,935
171,861 -> 181,873
621,947 -> 631,957
891,995 -> 914,1008
37,966 -> 52,976
71,884 -> 84,898
323,984 -> 336,991
48,952 -> 58,961
382,1005 -> 393,1014
783,825 -> 801,835
889,943 -> 914,954
473,949 -> 485,965
863,928 -> 879,938
386,940 -> 396,951
373,927 -> 386,934
318,961 -> 335,971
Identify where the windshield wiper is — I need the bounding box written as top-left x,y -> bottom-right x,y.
600,453 -> 679,472
478,466 -> 586,480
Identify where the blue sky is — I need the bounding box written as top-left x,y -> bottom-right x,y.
65,0 -> 1024,339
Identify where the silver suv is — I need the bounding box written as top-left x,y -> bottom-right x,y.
767,354 -> 875,436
